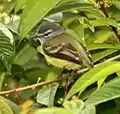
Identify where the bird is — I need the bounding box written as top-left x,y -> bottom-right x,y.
32,21 -> 93,70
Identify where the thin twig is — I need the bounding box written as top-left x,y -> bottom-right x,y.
0,55 -> 120,95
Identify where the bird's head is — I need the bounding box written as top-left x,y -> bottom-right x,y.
32,21 -> 64,46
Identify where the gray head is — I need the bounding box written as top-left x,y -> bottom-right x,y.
33,21 -> 64,45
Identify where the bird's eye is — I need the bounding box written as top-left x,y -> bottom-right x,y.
33,38 -> 41,46
44,29 -> 53,37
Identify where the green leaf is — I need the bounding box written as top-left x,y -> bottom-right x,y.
66,62 -> 120,100
63,100 -> 84,114
93,28 -> 116,43
0,72 -> 5,90
3,0 -> 16,15
32,108 -> 72,114
0,22 -> 14,44
19,0 -> 62,39
5,98 -> 20,114
6,20 -> 20,34
81,105 -> 96,114
0,30 -> 14,70
91,19 -> 119,28
0,96 -> 13,114
85,78 -> 120,106
49,3 -> 104,18
87,43 -> 120,50
14,43 -> 37,66
92,49 -> 119,63
36,83 -> 59,106
14,0 -> 28,13
59,0 -> 80,5
86,28 -> 118,44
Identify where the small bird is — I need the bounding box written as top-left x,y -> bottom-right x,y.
32,21 -> 93,70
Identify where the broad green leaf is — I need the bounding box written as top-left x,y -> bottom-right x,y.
6,20 -> 20,34
81,105 -> 96,114
0,96 -> 13,114
0,72 -> 5,90
85,78 -> 120,106
5,98 -> 20,114
108,6 -> 120,22
63,100 -> 84,114
14,0 -> 28,13
0,22 -> 14,44
31,108 -> 72,114
85,28 -> 114,44
3,0 -> 16,15
86,27 -> 118,44
92,49 -> 119,63
114,1 -> 120,9
68,29 -> 85,45
25,68 -> 48,83
91,19 -> 119,28
66,19 -> 85,43
72,22 -> 84,42
59,0 -> 80,5
87,43 -> 120,50
36,83 -> 59,106
66,62 -> 120,100
0,31 -> 14,70
49,3 -> 104,18
19,0 -> 62,39
93,28 -> 117,43
45,67 -> 61,80
14,43 -> 37,66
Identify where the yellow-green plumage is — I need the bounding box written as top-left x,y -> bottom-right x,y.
37,45 -> 81,70
37,32 -> 93,70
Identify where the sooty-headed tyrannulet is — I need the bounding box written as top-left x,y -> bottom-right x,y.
32,21 -> 93,70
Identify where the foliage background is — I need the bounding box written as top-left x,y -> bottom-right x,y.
0,0 -> 120,114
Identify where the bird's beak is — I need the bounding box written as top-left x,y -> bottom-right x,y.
30,33 -> 40,38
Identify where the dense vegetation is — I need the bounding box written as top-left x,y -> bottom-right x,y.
0,0 -> 120,114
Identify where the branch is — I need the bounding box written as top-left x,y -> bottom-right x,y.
0,55 -> 120,95
98,0 -> 120,41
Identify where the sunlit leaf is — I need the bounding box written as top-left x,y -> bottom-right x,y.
14,43 -> 37,66
86,78 -> 120,106
87,43 -> 120,50
14,0 -> 28,13
20,0 -> 62,39
37,83 -> 59,106
63,100 -> 84,114
92,49 -> 119,63
49,3 -> 104,18
0,96 -> 13,114
91,19 -> 119,28
31,108 -> 72,114
0,30 -> 14,70
66,62 -> 120,100
81,105 -> 96,114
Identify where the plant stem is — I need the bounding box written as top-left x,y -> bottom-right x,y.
0,55 -> 120,95
98,0 -> 120,41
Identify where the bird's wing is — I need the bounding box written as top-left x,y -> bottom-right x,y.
43,42 -> 83,65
